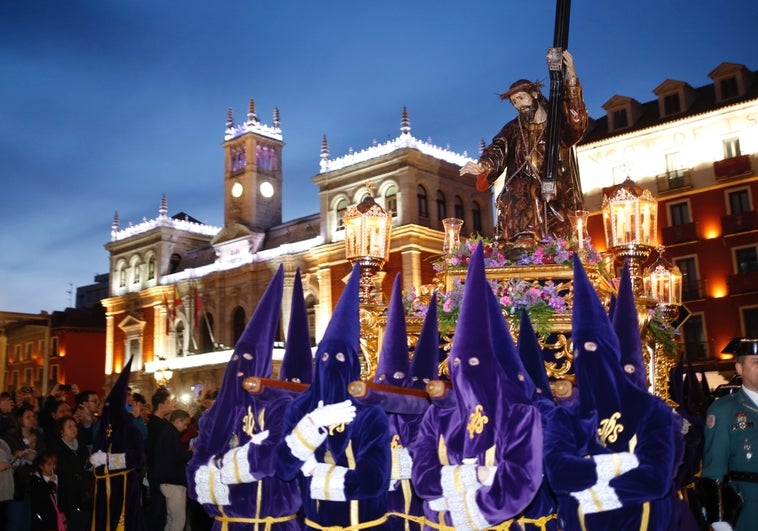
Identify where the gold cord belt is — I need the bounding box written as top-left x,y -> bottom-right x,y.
214,512 -> 297,531
423,512 -> 556,531
304,514 -> 388,530
91,468 -> 132,531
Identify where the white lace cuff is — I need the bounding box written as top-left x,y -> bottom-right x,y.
194,460 -> 230,506
107,453 -> 126,470
440,465 -> 489,531
594,452 -> 638,483
391,447 -> 413,481
285,417 -> 326,461
220,443 -> 257,484
570,482 -> 621,514
310,462 -> 348,502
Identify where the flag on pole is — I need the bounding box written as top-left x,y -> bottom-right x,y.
194,288 -> 203,329
172,285 -> 182,322
163,291 -> 172,335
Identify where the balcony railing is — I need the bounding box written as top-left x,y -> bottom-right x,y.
727,270 -> 758,294
681,279 -> 706,301
655,168 -> 693,194
661,221 -> 698,245
721,210 -> 758,235
714,154 -> 752,181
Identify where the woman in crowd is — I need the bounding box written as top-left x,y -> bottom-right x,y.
54,416 -> 93,531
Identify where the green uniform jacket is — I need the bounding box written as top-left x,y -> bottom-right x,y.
703,388 -> 758,531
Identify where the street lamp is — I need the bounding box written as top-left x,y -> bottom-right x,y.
154,356 -> 173,387
343,185 -> 392,304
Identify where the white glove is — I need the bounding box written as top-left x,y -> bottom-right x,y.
711,523 -> 733,531
307,399 -> 356,428
301,456 -> 318,477
594,452 -> 639,482
89,450 -> 107,468
428,497 -> 448,511
249,429 -> 269,445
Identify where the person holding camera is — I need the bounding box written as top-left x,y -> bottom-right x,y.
74,390 -> 100,453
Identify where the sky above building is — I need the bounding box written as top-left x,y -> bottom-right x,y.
1,0 -> 756,313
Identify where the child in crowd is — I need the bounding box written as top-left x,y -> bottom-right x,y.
29,450 -> 65,531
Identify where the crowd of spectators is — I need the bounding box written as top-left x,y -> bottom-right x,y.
0,384 -> 218,531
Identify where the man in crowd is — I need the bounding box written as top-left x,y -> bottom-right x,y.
146,387 -> 173,529
74,390 -> 100,452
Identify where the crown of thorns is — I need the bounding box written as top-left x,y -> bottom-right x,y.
499,79 -> 544,101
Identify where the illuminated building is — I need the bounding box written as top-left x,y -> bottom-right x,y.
578,61 -> 758,369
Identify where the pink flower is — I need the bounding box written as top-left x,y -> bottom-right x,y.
443,298 -> 454,312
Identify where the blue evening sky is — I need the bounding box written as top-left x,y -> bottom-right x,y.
1,0 -> 755,313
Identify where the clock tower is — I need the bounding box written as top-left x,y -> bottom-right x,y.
222,99 -> 283,232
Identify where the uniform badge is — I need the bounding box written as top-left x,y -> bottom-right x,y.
706,414 -> 715,429
737,411 -> 747,430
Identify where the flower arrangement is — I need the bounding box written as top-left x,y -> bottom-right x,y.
404,276 -> 570,338
646,307 -> 679,359
434,234 -> 602,272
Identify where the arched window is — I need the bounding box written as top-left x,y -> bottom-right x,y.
169,253 -> 182,274
147,257 -> 156,281
436,191 -> 446,221
336,199 -> 348,231
200,313 -> 215,352
454,195 -> 464,220
472,201 -> 482,234
132,259 -> 141,284
417,185 -> 428,218
119,266 -> 126,288
232,306 -> 246,345
384,185 -> 398,217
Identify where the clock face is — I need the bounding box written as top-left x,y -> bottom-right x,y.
231,182 -> 244,198
259,181 -> 274,198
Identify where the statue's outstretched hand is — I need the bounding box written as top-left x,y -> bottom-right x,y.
460,161 -> 484,177
563,50 -> 577,84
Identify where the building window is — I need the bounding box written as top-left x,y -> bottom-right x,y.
336,199 -> 348,231
682,314 -> 707,361
51,365 -> 58,385
454,196 -> 464,220
38,339 -> 45,357
231,145 -> 246,172
728,188 -> 750,215
612,108 -> 628,129
147,257 -> 156,280
720,76 -> 739,100
735,246 -> 758,274
663,93 -> 681,115
50,337 -> 58,357
743,307 -> 758,337
723,138 -> 741,159
675,257 -> 699,300
119,268 -> 126,288
417,185 -> 428,218
133,263 -> 141,284
13,344 -> 21,364
232,307 -> 246,346
472,201 -> 482,234
668,202 -> 690,226
24,369 -> 32,386
384,185 -> 398,217
200,313 -> 215,352
37,367 -> 43,386
169,253 -> 182,274
436,191 -> 446,221
25,342 -> 33,361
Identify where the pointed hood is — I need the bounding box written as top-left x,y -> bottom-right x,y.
197,267 -> 284,449
484,282 -> 534,405
308,262 -> 362,407
613,261 -> 647,390
572,253 -> 648,450
518,310 -> 555,403
280,268 -> 313,384
94,357 -> 136,453
374,274 -> 410,387
448,242 -> 510,457
409,292 -> 440,389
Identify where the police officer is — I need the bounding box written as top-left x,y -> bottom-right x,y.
703,337 -> 758,531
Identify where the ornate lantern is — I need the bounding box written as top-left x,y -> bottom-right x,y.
602,177 -> 658,295
644,247 -> 683,322
153,356 -> 173,387
344,186 -> 392,304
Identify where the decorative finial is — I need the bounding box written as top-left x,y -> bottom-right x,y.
273,107 -> 280,128
400,106 -> 410,135
247,98 -> 257,123
479,138 -> 486,156
226,107 -> 234,129
320,134 -> 329,160
159,194 -> 168,217
112,211 -> 120,232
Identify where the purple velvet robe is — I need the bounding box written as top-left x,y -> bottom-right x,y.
187,387 -> 301,531
412,394 -> 543,529
277,393 -> 391,530
386,411 -> 424,531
